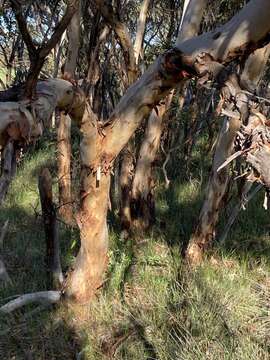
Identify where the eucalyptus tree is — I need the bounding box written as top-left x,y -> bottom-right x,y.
1,0 -> 270,305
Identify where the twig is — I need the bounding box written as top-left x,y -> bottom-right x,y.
217,150 -> 244,173
241,90 -> 270,105
0,290 -> 61,313
161,144 -> 181,188
219,183 -> 262,244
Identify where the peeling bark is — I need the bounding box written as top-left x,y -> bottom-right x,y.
64,0 -> 270,301
64,105 -> 109,302
186,45 -> 270,265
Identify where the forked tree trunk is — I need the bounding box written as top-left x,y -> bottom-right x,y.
186,45 -> 270,265
57,2 -> 81,224
64,0 -> 270,301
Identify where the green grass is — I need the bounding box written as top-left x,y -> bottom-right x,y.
0,137 -> 270,359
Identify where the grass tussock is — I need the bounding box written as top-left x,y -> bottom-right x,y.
0,140 -> 270,359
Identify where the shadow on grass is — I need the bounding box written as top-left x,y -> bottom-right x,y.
0,204 -> 84,359
156,165 -> 270,267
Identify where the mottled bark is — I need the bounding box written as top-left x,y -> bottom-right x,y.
57,3 -> 81,224
130,0 -> 207,231
134,0 -> 151,65
186,45 -> 270,265
177,0 -> 208,44
64,3 -> 81,77
130,97 -> 172,231
65,106 -> 109,302
96,0 -> 142,231
65,0 -> 270,301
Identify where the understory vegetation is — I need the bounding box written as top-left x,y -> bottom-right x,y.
0,134 -> 269,359
1,0 -> 270,358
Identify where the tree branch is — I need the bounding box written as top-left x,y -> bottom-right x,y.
10,0 -> 79,98
0,291 -> 61,313
9,0 -> 37,62
39,0 -> 79,59
96,0 -> 136,84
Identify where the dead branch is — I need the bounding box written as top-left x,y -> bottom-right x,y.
0,290 -> 61,313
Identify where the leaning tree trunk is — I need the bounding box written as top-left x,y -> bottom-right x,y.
130,98 -> 171,231
97,0 -> 149,232
64,0 -> 270,301
186,44 -> 270,265
130,0 -> 207,231
57,2 -> 81,224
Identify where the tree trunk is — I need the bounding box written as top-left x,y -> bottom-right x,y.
119,143 -> 134,232
57,112 -> 73,224
57,2 -> 80,224
38,168 -> 63,289
129,0 -> 207,231
98,0 -> 150,232
186,44 -> 270,265
133,0 -> 151,65
65,106 -> 109,302
64,0 -> 270,301
0,141 -> 16,205
130,97 -> 171,231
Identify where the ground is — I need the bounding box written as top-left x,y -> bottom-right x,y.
0,137 -> 270,359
